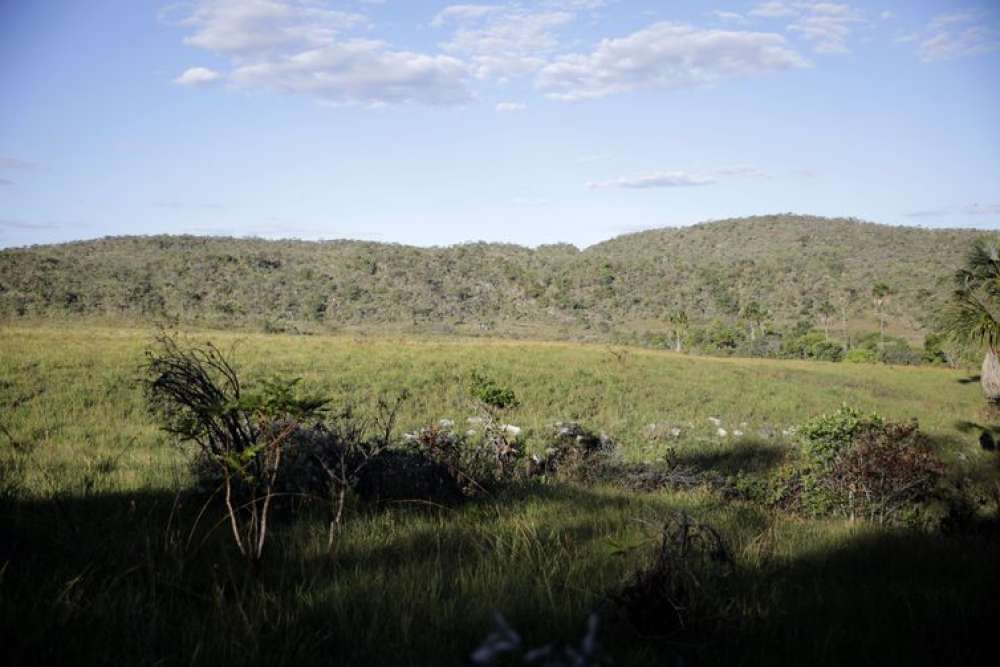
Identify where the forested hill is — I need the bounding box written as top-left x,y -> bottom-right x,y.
0,215 -> 988,343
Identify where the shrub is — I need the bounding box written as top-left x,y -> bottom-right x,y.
612,513 -> 732,639
878,341 -> 921,366
469,370 -> 518,412
844,348 -> 877,364
796,407 -> 946,525
820,420 -> 945,524
798,406 -> 881,468
144,334 -> 328,564
407,419 -> 523,496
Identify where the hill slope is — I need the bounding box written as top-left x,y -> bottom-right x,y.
0,215 -> 988,342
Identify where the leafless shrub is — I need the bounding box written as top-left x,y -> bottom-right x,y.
613,513 -> 732,639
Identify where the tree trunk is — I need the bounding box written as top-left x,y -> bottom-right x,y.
981,349 -> 1000,405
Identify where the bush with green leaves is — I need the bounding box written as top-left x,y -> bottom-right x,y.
798,406 -> 882,468
795,407 -> 946,525
469,369 -> 519,412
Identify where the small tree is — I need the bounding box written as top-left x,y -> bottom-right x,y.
838,288 -> 857,351
817,300 -> 836,342
739,301 -> 767,342
943,236 -> 1000,405
871,282 -> 892,349
666,309 -> 688,352
144,334 -> 328,566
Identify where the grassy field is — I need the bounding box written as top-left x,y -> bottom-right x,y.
2,324 -> 999,666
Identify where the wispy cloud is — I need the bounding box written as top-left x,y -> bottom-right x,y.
155,201 -> 226,210
963,203 -> 1000,216
173,66 -> 222,85
435,4 -> 575,80
787,3 -> 867,54
0,178 -> 14,186
589,164 -> 768,189
537,22 -> 807,101
714,165 -> 767,177
588,171 -> 716,189
919,15 -> 1000,63
0,156 -> 35,170
904,203 -> 1000,218
495,101 -> 526,112
0,219 -> 60,230
749,2 -> 797,19
903,208 -> 950,219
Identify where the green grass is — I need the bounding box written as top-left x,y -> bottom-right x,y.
2,324 -> 998,666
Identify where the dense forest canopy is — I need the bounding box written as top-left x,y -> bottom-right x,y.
0,215 -> 988,345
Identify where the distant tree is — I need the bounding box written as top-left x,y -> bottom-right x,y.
838,288 -> 857,351
739,301 -> 767,341
943,236 -> 1000,405
666,309 -> 689,352
818,300 -> 836,341
871,282 -> 893,348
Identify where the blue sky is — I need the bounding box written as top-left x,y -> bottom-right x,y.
1,0 -> 998,248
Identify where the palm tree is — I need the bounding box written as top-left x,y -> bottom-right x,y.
944,236 -> 1000,405
818,300 -> 836,341
666,309 -> 688,352
871,282 -> 892,348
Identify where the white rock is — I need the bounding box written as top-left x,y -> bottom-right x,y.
670,427 -> 682,438
734,430 -> 744,437
717,428 -> 728,437
708,417 -> 722,426
503,424 -> 522,436
439,419 -> 454,429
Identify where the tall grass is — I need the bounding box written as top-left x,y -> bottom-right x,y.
1,324 -> 998,666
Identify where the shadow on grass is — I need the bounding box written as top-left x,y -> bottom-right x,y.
957,374 -> 981,385
670,438 -> 791,476
3,479 -> 999,667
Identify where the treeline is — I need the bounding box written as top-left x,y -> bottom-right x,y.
0,215 -> 988,361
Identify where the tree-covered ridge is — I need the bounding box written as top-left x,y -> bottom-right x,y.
0,215 -> 988,343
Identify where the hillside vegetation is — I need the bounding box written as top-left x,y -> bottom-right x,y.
0,215 -> 987,346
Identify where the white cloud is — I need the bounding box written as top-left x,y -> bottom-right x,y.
172,1 -> 472,106
880,10 -> 893,21
495,101 -> 526,111
712,10 -> 746,23
588,171 -> 716,189
536,22 -> 807,101
230,39 -> 471,106
0,178 -> 13,186
920,13 -> 1000,62
787,3 -> 866,54
431,5 -> 504,28
173,66 -> 222,85
437,6 -> 575,80
928,12 -> 979,32
749,2 -> 797,18
176,0 -> 368,54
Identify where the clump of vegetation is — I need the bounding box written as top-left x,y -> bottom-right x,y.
794,407 -> 946,524
144,334 -> 328,564
612,513 -> 732,640
408,373 -> 525,496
